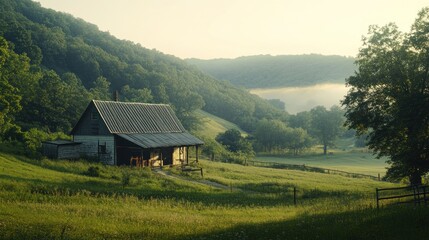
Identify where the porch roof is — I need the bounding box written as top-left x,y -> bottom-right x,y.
117,133 -> 204,149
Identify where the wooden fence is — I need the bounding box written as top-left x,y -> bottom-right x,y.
376,185 -> 429,209
247,160 -> 380,181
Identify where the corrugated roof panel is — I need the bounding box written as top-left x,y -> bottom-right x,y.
117,133 -> 204,148
42,140 -> 82,145
93,100 -> 186,134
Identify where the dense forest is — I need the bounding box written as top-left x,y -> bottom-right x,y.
0,0 -> 287,137
0,0 -> 353,161
187,55 -> 356,88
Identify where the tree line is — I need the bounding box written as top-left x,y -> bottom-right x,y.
201,105 -> 347,164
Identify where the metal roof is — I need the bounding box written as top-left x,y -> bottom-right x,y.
71,100 -> 204,147
42,140 -> 81,145
117,133 -> 204,148
93,100 -> 186,134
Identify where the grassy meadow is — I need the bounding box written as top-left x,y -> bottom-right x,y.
254,137 -> 387,177
1,151 -> 429,239
255,151 -> 387,177
195,110 -> 248,138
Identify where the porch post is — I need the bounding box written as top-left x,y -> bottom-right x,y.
196,145 -> 199,163
186,146 -> 189,164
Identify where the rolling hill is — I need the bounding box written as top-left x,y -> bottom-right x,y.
195,110 -> 248,139
187,54 -> 356,88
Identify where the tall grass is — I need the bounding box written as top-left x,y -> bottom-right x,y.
0,152 -> 427,239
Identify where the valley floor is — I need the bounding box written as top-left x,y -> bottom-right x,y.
255,151 -> 387,177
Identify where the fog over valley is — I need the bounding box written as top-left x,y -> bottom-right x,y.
250,83 -> 349,114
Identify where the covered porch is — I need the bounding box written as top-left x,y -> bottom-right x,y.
114,133 -> 203,167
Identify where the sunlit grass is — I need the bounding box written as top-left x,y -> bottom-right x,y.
1,152 -> 427,240
198,160 -> 395,197
195,110 -> 248,138
255,151 -> 388,177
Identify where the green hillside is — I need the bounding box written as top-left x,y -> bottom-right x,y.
195,110 -> 248,139
187,54 -> 356,88
2,151 -> 429,239
0,0 -> 286,135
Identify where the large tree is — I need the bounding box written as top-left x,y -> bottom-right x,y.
342,8 -> 429,185
310,106 -> 344,155
0,37 -> 28,136
216,129 -> 247,153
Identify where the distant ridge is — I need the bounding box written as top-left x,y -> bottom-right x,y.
187,54 -> 356,88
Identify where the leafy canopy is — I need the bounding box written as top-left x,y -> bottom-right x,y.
309,106 -> 344,155
342,7 -> 429,184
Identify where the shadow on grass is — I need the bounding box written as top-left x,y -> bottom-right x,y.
1,173 -> 357,208
1,164 -> 367,208
173,206 -> 429,240
0,155 -> 367,207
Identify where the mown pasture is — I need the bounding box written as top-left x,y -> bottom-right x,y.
1,152 -> 428,240
255,151 -> 387,177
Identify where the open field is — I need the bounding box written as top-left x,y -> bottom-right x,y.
255,151 -> 388,177
1,152 -> 428,239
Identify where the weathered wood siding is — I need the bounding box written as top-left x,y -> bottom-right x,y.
73,135 -> 115,165
57,145 -> 80,159
72,103 -> 111,136
42,143 -> 80,159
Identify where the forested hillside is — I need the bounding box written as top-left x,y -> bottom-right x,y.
187,55 -> 356,88
0,0 -> 286,138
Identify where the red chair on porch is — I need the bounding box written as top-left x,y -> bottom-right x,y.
130,156 -> 143,167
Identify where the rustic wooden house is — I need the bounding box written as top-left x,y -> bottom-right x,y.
70,100 -> 204,166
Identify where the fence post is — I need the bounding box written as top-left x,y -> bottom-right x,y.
294,187 -> 297,206
424,186 -> 427,206
413,186 -> 418,206
378,173 -> 380,181
376,188 -> 379,209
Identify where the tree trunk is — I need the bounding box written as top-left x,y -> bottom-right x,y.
409,172 -> 422,186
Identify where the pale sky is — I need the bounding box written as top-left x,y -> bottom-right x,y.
36,0 -> 428,59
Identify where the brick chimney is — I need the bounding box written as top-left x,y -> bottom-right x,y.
113,90 -> 119,102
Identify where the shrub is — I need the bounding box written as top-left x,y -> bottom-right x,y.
121,170 -> 131,188
85,166 -> 100,177
22,128 -> 70,158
